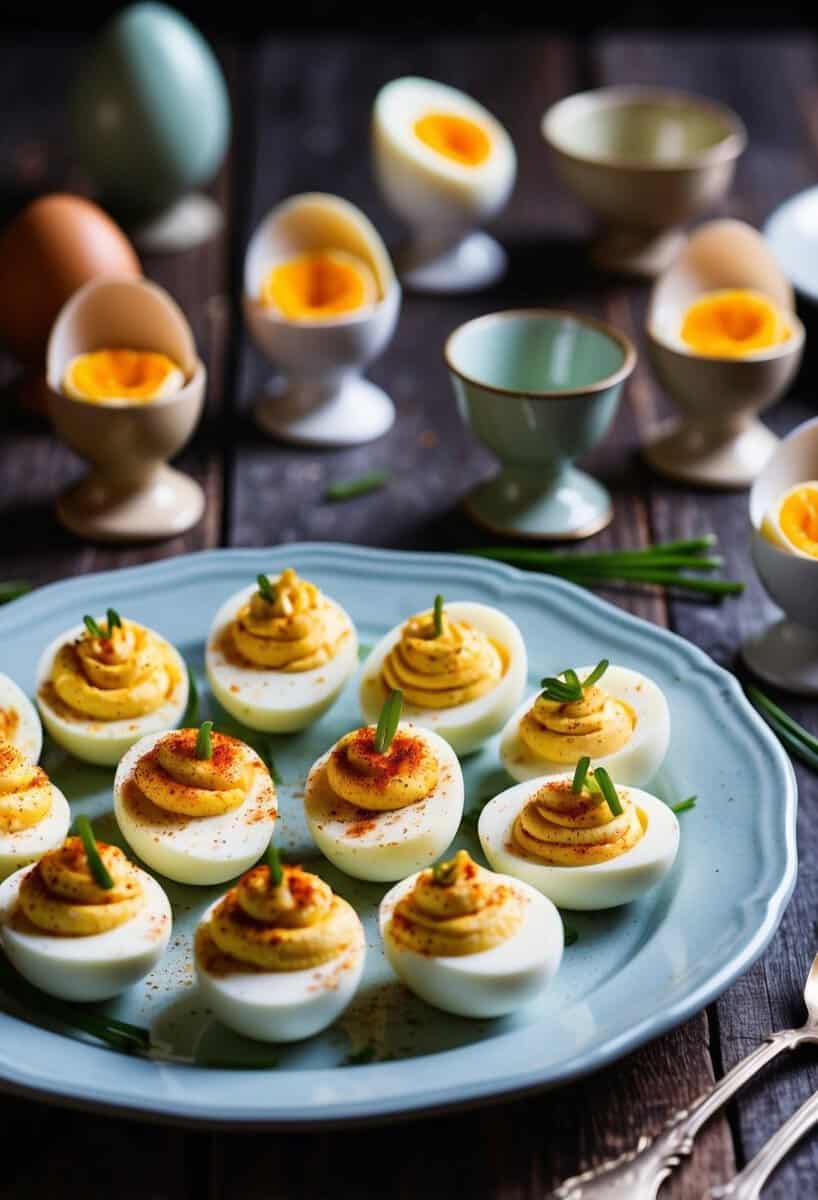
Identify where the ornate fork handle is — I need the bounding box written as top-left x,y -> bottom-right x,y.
553,1030 -> 806,1199
710,1087 -> 818,1199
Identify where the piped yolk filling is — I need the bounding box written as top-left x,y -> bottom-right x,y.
63,349 -> 184,404
202,863 -> 359,971
327,726 -> 439,812
680,289 -> 790,358
413,112 -> 492,166
0,743 -> 52,834
519,683 -> 634,764
381,609 -> 503,710
17,837 -> 143,936
389,849 -> 522,957
232,567 -> 348,672
47,621 -> 179,722
259,251 -> 378,321
513,777 -> 644,867
133,728 -> 253,818
778,484 -> 818,559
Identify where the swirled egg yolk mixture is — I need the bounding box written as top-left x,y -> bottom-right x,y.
513,776 -> 644,867
17,837 -> 143,936
63,349 -> 184,404
520,682 -> 634,764
231,568 -> 348,672
133,728 -> 253,818
0,743 -> 51,834
381,607 -> 503,710
327,726 -> 439,811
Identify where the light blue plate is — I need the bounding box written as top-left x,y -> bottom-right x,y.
764,185 -> 818,305
0,545 -> 797,1126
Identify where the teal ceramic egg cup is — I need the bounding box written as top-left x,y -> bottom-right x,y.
446,309 -> 636,540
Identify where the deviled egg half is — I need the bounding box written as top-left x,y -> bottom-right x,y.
0,742 -> 71,880
479,764 -> 680,910
379,849 -> 562,1018
359,596 -> 526,756
305,691 -> 464,882
0,822 -> 172,1001
195,847 -> 365,1043
500,660 -> 669,785
114,723 -> 277,885
36,609 -> 188,766
0,672 -> 42,762
206,567 -> 358,733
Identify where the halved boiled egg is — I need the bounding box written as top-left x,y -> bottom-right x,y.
0,743 -> 71,880
114,725 -> 278,885
0,672 -> 42,761
379,849 -> 562,1018
479,770 -> 680,910
0,836 -> 172,1001
359,600 -> 527,756
500,662 -> 669,785
195,857 -> 365,1042
36,612 -> 188,766
62,348 -> 185,404
206,568 -> 358,733
762,481 -> 818,559
304,718 -> 463,882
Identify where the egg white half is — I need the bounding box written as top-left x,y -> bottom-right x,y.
205,583 -> 358,733
500,665 -> 670,785
379,870 -> 562,1018
304,722 -> 464,882
0,863 -> 172,1001
359,601 -> 527,756
0,782 -> 71,881
479,775 -> 680,911
195,898 -> 365,1043
0,673 -> 43,762
36,622 -> 189,767
114,730 -> 278,886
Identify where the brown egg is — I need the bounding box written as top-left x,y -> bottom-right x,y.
0,193 -> 141,364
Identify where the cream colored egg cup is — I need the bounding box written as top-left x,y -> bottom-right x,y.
372,77 -> 516,294
46,276 -> 206,542
244,193 -> 401,447
645,220 -> 805,489
542,85 -> 746,278
743,416 -> 818,694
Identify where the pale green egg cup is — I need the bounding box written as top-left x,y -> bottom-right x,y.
445,309 -> 636,540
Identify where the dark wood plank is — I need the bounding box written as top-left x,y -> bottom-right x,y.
594,32 -> 818,1199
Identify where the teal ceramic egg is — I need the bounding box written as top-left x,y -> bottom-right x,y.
71,3 -> 230,221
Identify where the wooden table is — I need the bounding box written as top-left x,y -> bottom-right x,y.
2,29 -> 817,1200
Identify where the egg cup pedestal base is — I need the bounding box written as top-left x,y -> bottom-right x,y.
56,464 -> 205,543
591,226 -> 686,278
463,464 -> 613,541
255,376 -> 395,447
742,618 -> 818,696
644,418 -> 778,489
399,231 -> 507,294
130,194 -> 224,255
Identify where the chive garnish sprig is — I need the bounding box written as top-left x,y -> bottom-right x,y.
671,796 -> 697,815
83,615 -> 105,639
265,840 -> 284,886
572,756 -> 590,794
84,610 -> 121,640
195,720 -> 214,760
325,469 -> 390,502
374,689 -> 402,754
257,574 -> 276,605
588,767 -> 623,816
540,660 -> 609,704
433,594 -> 444,637
433,858 -> 457,885
747,688 -> 818,773
74,815 -> 114,890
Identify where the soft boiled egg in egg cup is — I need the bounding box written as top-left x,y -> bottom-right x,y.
206,567 -> 358,733
479,766 -> 680,911
379,849 -> 563,1018
372,77 -> 516,294
304,692 -> 464,883
500,660 -> 670,786
114,723 -> 278,885
0,742 -> 71,881
0,823 -> 172,1001
743,416 -> 818,694
244,192 -> 400,447
46,276 -> 206,542
36,609 -> 188,766
359,597 -> 527,756
644,219 -> 805,489
195,846 -> 365,1042
0,672 -> 43,762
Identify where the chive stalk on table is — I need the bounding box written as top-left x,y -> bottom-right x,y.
0,580 -> 30,604
324,469 -> 390,502
747,687 -> 818,773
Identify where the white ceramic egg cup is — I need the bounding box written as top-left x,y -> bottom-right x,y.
398,231 -> 507,295
244,194 -> 401,447
743,417 -> 818,694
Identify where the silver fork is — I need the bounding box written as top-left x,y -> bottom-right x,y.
551,952 -> 818,1200
709,1088 -> 818,1198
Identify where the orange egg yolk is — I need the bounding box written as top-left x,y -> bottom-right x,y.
413,112 -> 491,166
680,289 -> 790,358
63,349 -> 183,403
779,485 -> 818,559
260,251 -> 377,321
